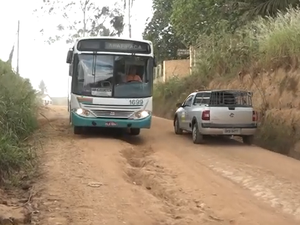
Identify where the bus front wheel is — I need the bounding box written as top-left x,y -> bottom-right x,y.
129,128 -> 140,136
74,126 -> 83,135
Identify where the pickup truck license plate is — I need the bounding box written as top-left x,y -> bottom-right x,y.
223,128 -> 240,134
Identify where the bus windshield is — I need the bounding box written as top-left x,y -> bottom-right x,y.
72,54 -> 153,98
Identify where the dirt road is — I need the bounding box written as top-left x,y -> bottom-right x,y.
32,105 -> 300,225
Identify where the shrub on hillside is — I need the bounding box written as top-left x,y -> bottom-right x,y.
0,60 -> 37,184
154,7 -> 300,108
251,7 -> 300,68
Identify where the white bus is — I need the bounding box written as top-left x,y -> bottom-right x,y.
66,37 -> 156,135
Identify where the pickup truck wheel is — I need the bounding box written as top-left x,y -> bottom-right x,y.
174,117 -> 183,135
192,123 -> 204,144
242,135 -> 254,145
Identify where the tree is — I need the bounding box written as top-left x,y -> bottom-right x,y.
248,0 -> 300,17
146,0 -> 300,48
35,0 -> 125,44
170,0 -> 246,45
170,0 -> 300,45
39,80 -> 47,95
143,0 -> 186,62
110,15 -> 124,37
122,0 -> 135,10
122,0 -> 135,37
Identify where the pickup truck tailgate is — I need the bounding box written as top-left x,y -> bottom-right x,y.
209,107 -> 253,125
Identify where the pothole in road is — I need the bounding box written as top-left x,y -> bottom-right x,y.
120,146 -> 208,223
121,146 -> 180,204
121,146 -> 154,168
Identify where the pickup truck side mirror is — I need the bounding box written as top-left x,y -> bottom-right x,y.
176,103 -> 182,107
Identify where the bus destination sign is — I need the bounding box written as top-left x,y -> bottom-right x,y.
104,42 -> 147,52
77,39 -> 151,54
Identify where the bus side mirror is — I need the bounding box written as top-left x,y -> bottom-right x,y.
66,50 -> 73,64
153,56 -> 157,67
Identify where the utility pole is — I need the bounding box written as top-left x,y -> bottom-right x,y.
16,20 -> 20,74
128,0 -> 131,38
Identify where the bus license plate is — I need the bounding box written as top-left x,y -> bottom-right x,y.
105,122 -> 117,126
223,128 -> 240,134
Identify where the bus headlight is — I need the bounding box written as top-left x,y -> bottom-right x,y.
74,108 -> 92,117
134,110 -> 151,119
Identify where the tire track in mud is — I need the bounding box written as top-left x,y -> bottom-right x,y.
204,156 -> 300,221
119,140 -> 226,225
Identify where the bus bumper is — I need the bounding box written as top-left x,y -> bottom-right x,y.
71,112 -> 152,129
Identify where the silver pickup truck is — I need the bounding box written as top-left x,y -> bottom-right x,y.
173,89 -> 257,145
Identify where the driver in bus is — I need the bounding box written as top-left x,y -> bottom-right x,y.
126,66 -> 142,82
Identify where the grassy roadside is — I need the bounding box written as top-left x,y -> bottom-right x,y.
153,8 -> 300,157
0,59 -> 38,186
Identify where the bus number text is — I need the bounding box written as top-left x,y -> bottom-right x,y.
129,99 -> 143,105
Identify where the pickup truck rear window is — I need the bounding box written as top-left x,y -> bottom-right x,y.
194,91 -> 252,107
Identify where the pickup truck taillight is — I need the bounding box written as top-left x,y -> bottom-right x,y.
202,110 -> 210,120
252,111 -> 257,121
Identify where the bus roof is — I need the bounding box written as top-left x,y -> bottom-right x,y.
74,36 -> 152,45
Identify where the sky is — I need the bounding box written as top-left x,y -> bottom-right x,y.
0,0 -> 153,97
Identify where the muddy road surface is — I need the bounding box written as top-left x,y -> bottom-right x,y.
33,105 -> 300,225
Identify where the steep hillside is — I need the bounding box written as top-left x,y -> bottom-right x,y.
154,68 -> 300,159
212,69 -> 300,157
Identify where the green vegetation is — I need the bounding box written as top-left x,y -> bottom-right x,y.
144,0 -> 300,61
146,1 -> 300,157
155,7 -> 300,99
143,0 -> 186,62
0,60 -> 38,185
